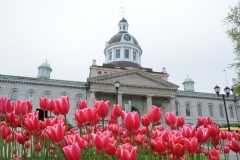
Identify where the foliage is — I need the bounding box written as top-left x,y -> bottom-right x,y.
222,123 -> 240,128
224,3 -> 240,94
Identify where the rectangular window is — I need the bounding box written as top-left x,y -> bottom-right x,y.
209,105 -> 213,117
219,106 -> 224,117
109,51 -> 112,60
124,49 -> 129,58
186,104 -> 190,116
133,51 -> 136,61
197,104 -> 202,116
116,49 -> 120,58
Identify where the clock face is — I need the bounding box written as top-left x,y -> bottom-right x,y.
124,34 -> 131,41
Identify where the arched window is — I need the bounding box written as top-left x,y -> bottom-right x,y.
219,106 -> 224,117
43,92 -> 51,98
229,106 -> 234,118
10,90 -> 18,102
27,92 -> 34,100
209,105 -> 213,117
185,103 -> 190,116
197,104 -> 202,116
75,95 -> 83,109
175,103 -> 179,116
98,71 -> 102,75
123,25 -> 125,29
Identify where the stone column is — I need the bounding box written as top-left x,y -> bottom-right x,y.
88,91 -> 95,108
169,96 -> 176,113
146,95 -> 153,113
118,92 -> 123,105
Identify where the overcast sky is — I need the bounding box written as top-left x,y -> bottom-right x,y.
0,0 -> 238,94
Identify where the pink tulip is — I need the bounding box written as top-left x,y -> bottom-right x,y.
95,100 -> 110,118
208,149 -> 220,160
24,112 -> 39,132
165,112 -> 177,128
15,131 -> 26,144
45,123 -> 65,144
6,112 -> 15,124
55,96 -> 70,115
112,104 -> 122,117
39,97 -> 48,111
151,137 -> 166,153
186,137 -> 198,154
141,114 -> 150,127
15,100 -> 28,117
149,105 -> 162,124
227,139 -> 240,153
208,124 -> 219,137
79,100 -> 88,109
92,131 -> 110,150
75,109 -> 89,125
196,126 -> 209,144
169,135 -> 186,157
182,125 -> 196,138
116,143 -> 138,160
63,143 -> 81,160
124,111 -> 140,132
1,125 -> 11,140
177,116 -> 185,127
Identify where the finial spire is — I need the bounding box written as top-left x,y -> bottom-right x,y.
120,6 -> 127,18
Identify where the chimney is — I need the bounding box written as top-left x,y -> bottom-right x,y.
92,60 -> 97,66
162,67 -> 167,74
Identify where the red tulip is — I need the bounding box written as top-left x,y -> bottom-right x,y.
124,111 -> 140,132
141,114 -> 150,127
151,137 -> 166,153
197,117 -> 204,126
47,99 -> 56,112
6,112 -> 15,124
75,109 -> 89,125
63,143 -> 81,160
45,124 -> 65,144
86,108 -> 97,124
39,97 -> 48,111
15,131 -> 26,144
55,96 -> 70,115
224,146 -> 230,154
177,116 -> 185,127
15,100 -> 28,117
204,117 -> 212,127
220,131 -> 227,140
73,134 -> 88,150
24,112 -> 39,132
79,100 -> 88,109
25,141 -> 30,148
0,96 -> 14,116
227,139 -> 240,153
196,126 -> 209,144
169,135 -> 186,157
208,149 -> 220,160
186,137 -> 198,154
116,143 -> 138,160
26,100 -> 33,113
95,100 -> 110,118
208,124 -> 219,137
182,125 -> 196,138
165,112 -> 177,128
92,131 -> 109,150
112,104 -> 122,117
106,139 -> 117,156
1,125 -> 11,140
149,105 -> 162,124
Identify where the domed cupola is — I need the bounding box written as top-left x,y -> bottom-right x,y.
37,60 -> 52,79
183,75 -> 195,92
104,18 -> 142,68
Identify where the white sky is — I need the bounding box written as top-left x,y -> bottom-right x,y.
0,0 -> 238,93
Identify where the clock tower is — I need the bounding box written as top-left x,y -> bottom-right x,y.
104,18 -> 142,68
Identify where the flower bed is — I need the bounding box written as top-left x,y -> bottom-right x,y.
0,95 -> 240,160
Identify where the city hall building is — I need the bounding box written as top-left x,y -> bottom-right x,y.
0,18 -> 239,126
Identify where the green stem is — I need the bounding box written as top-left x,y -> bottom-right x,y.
237,153 -> 239,160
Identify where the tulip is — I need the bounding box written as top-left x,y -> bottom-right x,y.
15,131 -> 26,144
116,143 -> 138,160
106,139 -> 117,156
204,117 -> 212,127
176,116 -> 185,127
141,114 -> 150,127
1,125 -> 11,140
182,125 -> 196,138
169,135 -> 186,157
45,124 -> 65,144
208,149 -> 220,160
47,99 -> 55,112
149,105 -> 162,124
197,117 -> 204,126
92,131 -> 110,150
75,109 -> 89,125
196,126 -> 209,144
26,100 -> 33,113
112,104 -> 122,117
63,143 -> 81,160
57,96 -> 70,115
39,97 -> 48,111
186,137 -> 198,154
24,112 -> 39,132
224,146 -> 230,154
151,137 -> 166,153
220,131 -> 227,140
165,112 -> 177,128
0,96 -> 14,116
86,108 -> 97,124
227,139 -> 240,153
6,112 -> 15,124
78,100 -> 88,109
15,100 -> 28,117
124,111 -> 140,132
208,124 -> 219,137
95,100 -> 110,118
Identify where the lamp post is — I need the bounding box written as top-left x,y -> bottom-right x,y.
214,85 -> 231,131
114,80 -> 120,104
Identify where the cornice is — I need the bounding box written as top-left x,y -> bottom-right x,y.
104,42 -> 142,54
0,79 -> 86,89
88,69 -> 179,89
176,94 -> 234,101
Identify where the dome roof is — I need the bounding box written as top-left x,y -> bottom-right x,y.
183,75 -> 194,83
119,18 -> 128,23
108,32 -> 139,45
39,60 -> 51,69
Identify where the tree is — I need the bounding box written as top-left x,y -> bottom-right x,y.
224,3 -> 240,95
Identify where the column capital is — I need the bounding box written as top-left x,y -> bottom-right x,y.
118,92 -> 124,95
89,90 -> 97,93
170,96 -> 176,99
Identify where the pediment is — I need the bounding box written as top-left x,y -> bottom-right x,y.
88,69 -> 179,90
